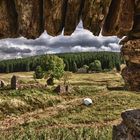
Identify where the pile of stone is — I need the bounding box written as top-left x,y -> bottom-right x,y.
113,109 -> 140,140
54,85 -> 73,95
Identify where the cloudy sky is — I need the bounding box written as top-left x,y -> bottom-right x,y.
0,21 -> 121,60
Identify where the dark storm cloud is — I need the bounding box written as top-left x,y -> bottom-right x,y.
0,21 -> 121,60
0,46 -> 31,54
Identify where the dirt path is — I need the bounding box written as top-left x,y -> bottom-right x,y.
0,96 -> 121,131
0,98 -> 84,130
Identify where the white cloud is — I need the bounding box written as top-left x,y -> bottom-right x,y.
0,21 -> 120,60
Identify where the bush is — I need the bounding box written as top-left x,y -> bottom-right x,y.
89,60 -> 102,72
34,66 -> 44,79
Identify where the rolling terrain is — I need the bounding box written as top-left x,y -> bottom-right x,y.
0,72 -> 139,139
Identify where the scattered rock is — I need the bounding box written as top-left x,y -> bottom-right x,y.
83,98 -> 93,106
54,85 -> 66,95
11,75 -> 18,90
54,85 -> 73,95
47,78 -> 54,86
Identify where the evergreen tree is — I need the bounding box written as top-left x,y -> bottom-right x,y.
34,66 -> 44,79
6,64 -> 10,73
72,61 -> 78,73
26,62 -> 30,72
115,63 -> 121,72
64,60 -> 69,71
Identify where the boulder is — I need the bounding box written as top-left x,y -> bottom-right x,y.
113,109 -> 140,140
54,85 -> 66,95
11,75 -> 18,90
83,98 -> 93,106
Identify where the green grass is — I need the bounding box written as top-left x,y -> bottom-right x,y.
0,72 -> 139,139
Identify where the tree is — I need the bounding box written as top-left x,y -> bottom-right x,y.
83,65 -> 89,73
34,66 -> 44,79
64,60 -> 69,71
89,60 -> 102,72
115,63 -> 121,72
72,61 -> 78,73
6,64 -> 10,73
46,56 -> 65,81
26,62 -> 30,72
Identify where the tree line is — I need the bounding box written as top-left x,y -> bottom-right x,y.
0,52 -> 123,73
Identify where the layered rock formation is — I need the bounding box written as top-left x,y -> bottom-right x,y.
113,109 -> 140,140
0,0 -> 140,90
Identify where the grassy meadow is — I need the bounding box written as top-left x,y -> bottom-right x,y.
0,71 -> 139,140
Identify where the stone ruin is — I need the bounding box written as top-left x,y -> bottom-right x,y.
113,109 -> 140,140
11,75 -> 17,90
54,85 -> 73,95
10,75 -> 47,90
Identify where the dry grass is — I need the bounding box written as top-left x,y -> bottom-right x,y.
0,71 -> 139,139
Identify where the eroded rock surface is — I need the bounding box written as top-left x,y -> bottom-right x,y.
15,0 -> 43,38
0,0 -> 18,38
82,0 -> 112,36
102,0 -> 135,37
44,0 -> 67,36
113,109 -> 140,140
64,0 -> 83,35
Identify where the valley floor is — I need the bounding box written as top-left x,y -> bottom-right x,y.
0,72 -> 139,140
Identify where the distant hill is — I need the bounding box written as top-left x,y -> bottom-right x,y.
0,52 -> 123,73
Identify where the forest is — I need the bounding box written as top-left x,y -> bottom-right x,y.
0,52 -> 123,73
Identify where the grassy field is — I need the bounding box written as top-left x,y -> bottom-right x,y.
0,72 -> 139,140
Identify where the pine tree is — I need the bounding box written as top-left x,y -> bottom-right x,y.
6,64 -> 10,73
72,61 -> 78,73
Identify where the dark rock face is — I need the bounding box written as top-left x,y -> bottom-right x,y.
64,0 -> 83,36
102,0 -> 135,37
82,0 -> 112,36
113,109 -> 140,140
15,0 -> 43,39
0,0 -> 18,38
0,0 -> 112,38
44,0 -> 67,36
